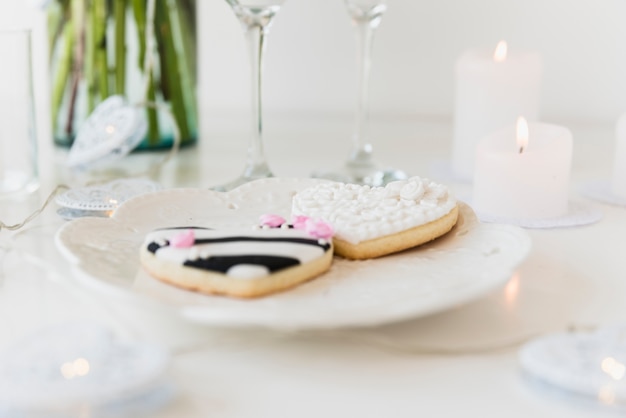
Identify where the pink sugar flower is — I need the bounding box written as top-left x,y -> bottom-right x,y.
305,219 -> 334,239
259,214 -> 286,228
170,229 -> 195,248
292,215 -> 310,230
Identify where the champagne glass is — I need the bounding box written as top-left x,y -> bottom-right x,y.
214,0 -> 286,191
315,0 -> 407,186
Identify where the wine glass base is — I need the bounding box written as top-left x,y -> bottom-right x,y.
312,165 -> 408,187
211,172 -> 273,192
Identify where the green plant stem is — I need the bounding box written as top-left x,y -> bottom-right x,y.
155,5 -> 170,102
176,0 -> 196,83
47,2 -> 65,60
155,1 -> 190,141
172,0 -> 197,134
114,0 -> 127,95
132,0 -> 159,144
85,1 -> 96,112
94,0 -> 108,100
65,0 -> 86,136
51,19 -> 74,133
146,72 -> 160,144
131,0 -> 146,69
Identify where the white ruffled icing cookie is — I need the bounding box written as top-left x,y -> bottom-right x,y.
292,177 -> 458,259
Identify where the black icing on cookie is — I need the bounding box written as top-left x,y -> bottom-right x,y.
146,230 -> 331,279
147,241 -> 165,253
147,226 -> 212,252
185,255 -> 300,274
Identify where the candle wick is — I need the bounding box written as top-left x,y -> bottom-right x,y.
519,146 -> 525,154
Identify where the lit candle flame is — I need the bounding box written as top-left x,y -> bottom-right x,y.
504,272 -> 520,307
493,40 -> 508,62
516,116 -> 529,154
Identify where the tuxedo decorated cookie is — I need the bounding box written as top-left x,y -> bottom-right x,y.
140,215 -> 333,298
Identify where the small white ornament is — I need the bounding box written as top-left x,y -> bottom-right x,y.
67,96 -> 147,170
55,179 -> 162,212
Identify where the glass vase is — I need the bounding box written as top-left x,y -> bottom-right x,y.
47,0 -> 197,150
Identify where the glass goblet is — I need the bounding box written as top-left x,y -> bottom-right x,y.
315,0 -> 407,186
214,0 -> 286,191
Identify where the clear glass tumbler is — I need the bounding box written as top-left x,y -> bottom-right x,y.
0,29 -> 39,197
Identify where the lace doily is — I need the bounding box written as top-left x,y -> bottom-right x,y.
579,180 -> 626,207
474,200 -> 603,228
0,322 -> 171,415
520,325 -> 626,409
428,161 -> 606,230
55,178 -> 162,212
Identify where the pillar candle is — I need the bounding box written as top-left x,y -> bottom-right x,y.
473,118 -> 573,219
612,113 -> 626,198
453,41 -> 542,181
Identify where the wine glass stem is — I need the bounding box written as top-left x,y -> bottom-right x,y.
351,20 -> 376,163
243,24 -> 271,177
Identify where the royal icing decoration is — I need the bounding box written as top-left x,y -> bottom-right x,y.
258,214 -> 333,240
292,177 -> 456,244
292,215 -> 309,230
259,214 -> 286,228
144,222 -> 333,280
170,229 -> 195,248
303,218 -> 334,239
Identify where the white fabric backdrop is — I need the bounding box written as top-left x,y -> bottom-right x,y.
2,0 -> 626,134
198,0 -> 626,125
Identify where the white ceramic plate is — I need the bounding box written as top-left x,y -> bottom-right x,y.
56,178 -> 531,330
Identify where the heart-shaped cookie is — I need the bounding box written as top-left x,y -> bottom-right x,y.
140,216 -> 334,298
292,177 -> 458,259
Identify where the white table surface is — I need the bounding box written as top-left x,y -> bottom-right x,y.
1,113 -> 625,417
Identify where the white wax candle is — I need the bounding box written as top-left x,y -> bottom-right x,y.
453,42 -> 542,181
612,113 -> 626,198
473,119 -> 572,219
